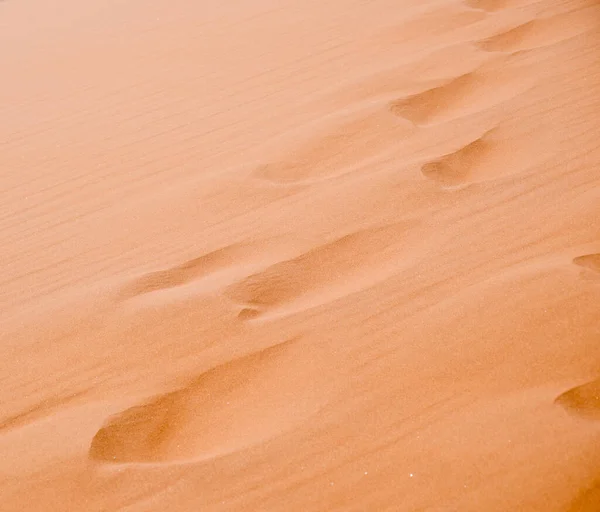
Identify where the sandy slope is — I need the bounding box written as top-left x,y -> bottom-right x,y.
1,0 -> 600,510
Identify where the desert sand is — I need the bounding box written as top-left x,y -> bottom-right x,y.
1,0 -> 600,510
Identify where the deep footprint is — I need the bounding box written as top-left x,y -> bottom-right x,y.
89,338 -> 335,464
421,130 -> 495,186
573,253 -> 600,274
555,378 -> 600,420
226,221 -> 426,319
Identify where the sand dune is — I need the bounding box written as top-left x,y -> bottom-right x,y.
1,0 -> 600,510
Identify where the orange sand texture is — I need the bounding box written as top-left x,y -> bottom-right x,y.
1,0 -> 600,510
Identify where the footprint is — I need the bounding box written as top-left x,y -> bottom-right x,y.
573,254 -> 600,274
116,240 -> 284,303
237,307 -> 262,320
420,130 -> 496,186
555,378 -> 600,420
253,109 -> 411,185
226,221 -> 426,320
118,245 -> 248,300
89,338 -> 335,464
477,9 -> 598,53
389,60 -> 532,125
314,44 -> 485,111
420,120 -> 545,186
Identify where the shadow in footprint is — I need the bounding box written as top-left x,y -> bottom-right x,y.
555,378 -> 600,420
389,60 -> 531,125
226,220 -> 425,320
573,254 -> 600,274
89,337 -> 337,464
421,130 -> 495,186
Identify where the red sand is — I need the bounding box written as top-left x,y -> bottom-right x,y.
1,0 -> 600,510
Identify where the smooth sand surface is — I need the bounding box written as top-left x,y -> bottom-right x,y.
2,0 -> 600,510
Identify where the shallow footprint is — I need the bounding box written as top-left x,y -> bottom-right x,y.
389,57 -> 532,125
119,244 -> 251,300
89,338 -> 336,464
477,8 -> 598,53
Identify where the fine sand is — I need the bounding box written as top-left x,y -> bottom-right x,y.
1,0 -> 600,510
